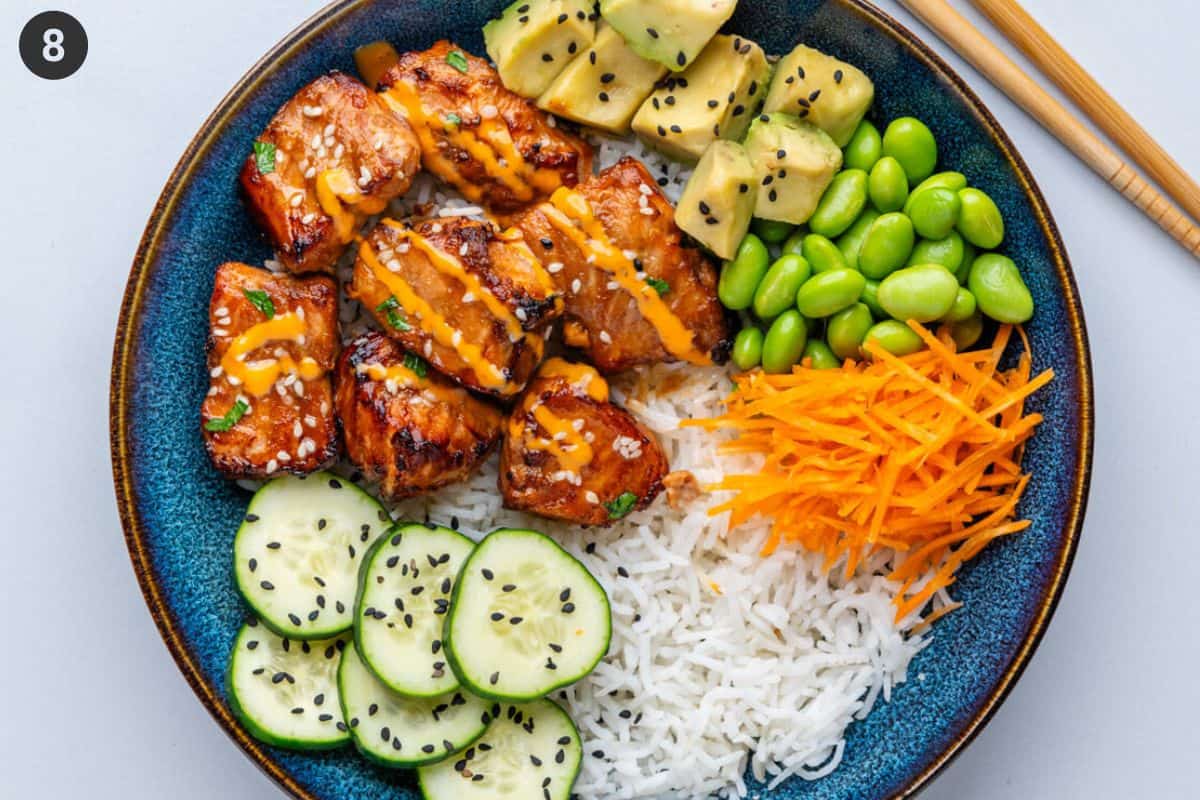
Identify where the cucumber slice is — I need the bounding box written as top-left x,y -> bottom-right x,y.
227,620 -> 349,751
234,473 -> 391,640
444,528 -> 611,701
418,698 -> 581,800
355,523 -> 476,697
338,640 -> 490,768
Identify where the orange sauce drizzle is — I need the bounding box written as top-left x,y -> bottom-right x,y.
540,188 -> 711,365
380,80 -> 560,201
362,362 -> 425,388
514,358 -> 609,473
358,240 -> 510,392
315,168 -> 388,243
379,220 -> 525,341
220,313 -> 324,397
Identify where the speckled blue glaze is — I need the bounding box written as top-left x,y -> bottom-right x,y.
110,1 -> 1093,798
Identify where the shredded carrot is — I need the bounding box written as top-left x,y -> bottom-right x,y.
686,322 -> 1052,622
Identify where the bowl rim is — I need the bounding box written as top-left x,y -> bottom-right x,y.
109,0 -> 1094,797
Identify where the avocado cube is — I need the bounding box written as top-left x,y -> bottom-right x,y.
743,113 -> 843,225
538,23 -> 668,134
675,141 -> 757,259
763,44 -> 875,147
484,0 -> 598,99
631,34 -> 770,162
600,0 -> 736,71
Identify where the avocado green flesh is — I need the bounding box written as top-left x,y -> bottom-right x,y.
484,0 -> 597,99
763,43 -> 876,147
743,112 -> 844,225
676,140 -> 757,259
631,33 -> 770,162
538,24 -> 667,134
600,0 -> 736,71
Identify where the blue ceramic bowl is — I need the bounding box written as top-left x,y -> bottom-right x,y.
110,1 -> 1093,797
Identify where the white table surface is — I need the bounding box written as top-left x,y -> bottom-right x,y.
2,0 -> 1196,796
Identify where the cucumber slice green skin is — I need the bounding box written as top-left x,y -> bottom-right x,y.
353,523 -> 477,698
418,698 -> 582,800
234,473 -> 392,641
227,621 -> 350,752
337,640 -> 490,769
443,528 -> 612,703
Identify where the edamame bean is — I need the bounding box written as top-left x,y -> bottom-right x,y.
882,117 -> 938,185
956,241 -> 977,284
752,217 -> 795,244
802,233 -> 849,273
835,208 -> 881,270
946,312 -> 984,351
858,212 -> 915,280
843,120 -> 883,171
864,320 -> 925,357
906,187 -> 962,240
718,234 -> 770,310
809,169 -> 869,238
861,279 -> 886,320
753,255 -> 812,319
795,269 -> 867,318
868,156 -> 909,213
782,228 -> 807,257
803,339 -> 840,370
877,264 -> 960,322
731,326 -> 764,370
761,310 -> 808,374
827,303 -> 874,361
907,231 -> 965,272
943,287 -> 977,322
968,254 -> 1033,323
909,171 -> 967,198
957,188 -> 1005,249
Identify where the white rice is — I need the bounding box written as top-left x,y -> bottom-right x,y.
262,129 -> 939,799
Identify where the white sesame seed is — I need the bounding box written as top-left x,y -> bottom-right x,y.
304,167 -> 317,179
640,207 -> 656,215
547,261 -> 564,273
585,491 -> 600,504
459,242 -> 469,256
451,330 -> 463,346
481,104 -> 499,119
572,418 -> 584,431
584,431 -> 595,443
334,143 -> 345,159
215,306 -> 229,317
207,387 -> 218,397
586,254 -> 597,264
317,146 -> 328,158
423,340 -> 433,357
606,280 -> 619,291
212,328 -> 228,337
637,195 -> 649,208
638,183 -> 653,196
302,105 -> 324,117
514,307 -> 528,322
296,306 -> 305,320
396,242 -> 411,253
323,123 -> 336,136
266,459 -> 279,474
290,193 -> 304,207
462,291 -> 475,303
301,212 -> 316,224
227,375 -> 242,386
623,249 -> 638,260
430,223 -> 443,234
386,259 -> 402,272
294,381 -> 305,397
320,402 -> 329,415
304,415 -> 318,428
571,278 -> 582,293
599,330 -> 613,344
359,165 -> 372,185
310,133 -> 322,149
277,450 -> 291,462
553,431 -> 567,441
373,137 -> 385,151
546,115 -> 556,128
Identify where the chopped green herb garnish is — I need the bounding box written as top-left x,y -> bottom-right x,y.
204,400 -> 250,432
645,276 -> 670,296
403,352 -> 429,378
604,491 -> 639,520
253,141 -> 276,174
243,289 -> 275,319
445,113 -> 462,126
376,296 -> 410,331
446,50 -> 470,73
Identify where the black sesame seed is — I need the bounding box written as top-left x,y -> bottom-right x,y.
797,66 -> 806,79
244,514 -> 260,523
657,177 -> 669,186
777,149 -> 787,159
769,189 -> 778,202
531,755 -> 543,767
585,542 -> 596,554
598,91 -> 610,102
336,721 -> 347,732
665,95 -> 676,106
510,617 -> 524,625
546,658 -> 557,670
271,672 -> 287,684
749,80 -> 759,96
549,643 -> 563,653
589,51 -> 597,65
739,183 -> 749,193
676,51 -> 686,66
404,613 -> 413,628
809,89 -> 821,102
260,580 -> 274,591
562,602 -> 575,614
593,750 -> 606,759
381,726 -> 391,742
328,478 -> 342,489
386,556 -> 400,568
482,568 -> 494,580
557,12 -> 568,23
291,707 -> 304,715
555,749 -> 565,763
336,600 -> 345,613
472,775 -> 484,782
502,583 -> 517,592
560,588 -> 571,601
656,125 -> 667,137
619,709 -> 632,719
517,3 -> 529,10
307,610 -> 319,621
786,75 -> 795,85
441,577 -> 452,594
491,612 -> 505,621
707,99 -> 719,108
490,672 -> 499,685
248,558 -> 257,573
670,124 -> 682,133
732,104 -> 746,117
541,53 -> 553,62
600,72 -> 615,84
568,41 -> 578,54
698,201 -> 711,215
762,175 -> 774,186
740,43 -> 752,55
318,518 -> 327,531
390,532 -> 402,546
834,69 -> 844,84
411,585 -> 425,596
518,14 -> 529,23
314,576 -> 326,587
647,27 -> 659,38
319,713 -> 333,722
422,744 -> 435,754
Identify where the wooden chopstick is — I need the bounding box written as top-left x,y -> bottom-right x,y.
895,0 -> 1200,257
968,0 -> 1200,227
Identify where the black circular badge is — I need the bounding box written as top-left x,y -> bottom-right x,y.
19,11 -> 87,80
